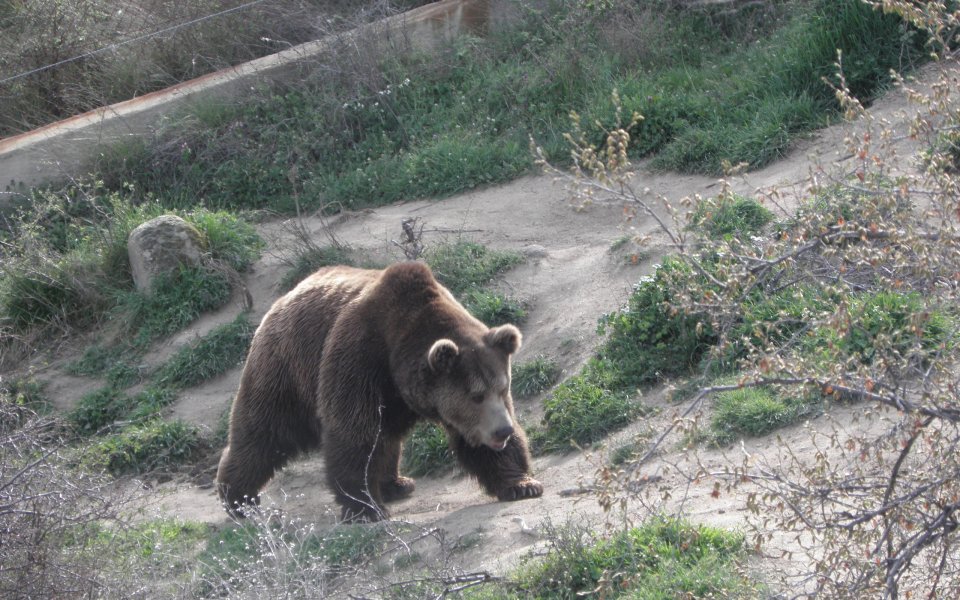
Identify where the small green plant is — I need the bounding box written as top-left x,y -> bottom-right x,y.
185,209 -> 264,272
596,257 -> 716,389
67,345 -> 124,378
67,345 -> 141,387
69,386 -> 135,434
401,422 -> 454,477
461,289 -> 527,326
827,290 -> 951,369
154,314 -> 254,389
426,241 -> 523,295
535,368 -> 642,454
691,194 -> 773,239
89,419 -> 202,475
512,357 -> 561,398
79,518 -> 207,564
313,523 -> 386,567
1,376 -> 49,416
609,441 -> 640,466
425,240 -> 526,326
69,384 -> 177,435
0,249 -> 111,332
710,386 -> 822,446
116,265 -> 233,347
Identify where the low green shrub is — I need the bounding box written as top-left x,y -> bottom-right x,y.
710,386 -> 822,446
154,314 -> 254,389
461,289 -> 526,327
116,265 -> 233,347
89,419 -> 202,475
535,368 -> 642,454
827,290 -> 951,368
185,209 -> 264,272
474,518 -> 758,599
425,240 -> 526,326
69,387 -> 135,435
277,246 -> 354,293
691,194 -> 774,239
596,257 -> 716,389
426,241 -> 523,296
401,422 -> 453,477
0,250 -> 111,332
512,357 -> 561,398
199,517 -> 386,591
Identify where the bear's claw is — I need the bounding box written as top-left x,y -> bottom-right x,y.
381,476 -> 416,502
497,477 -> 544,501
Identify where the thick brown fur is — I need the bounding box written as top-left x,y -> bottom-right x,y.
216,261 -> 542,521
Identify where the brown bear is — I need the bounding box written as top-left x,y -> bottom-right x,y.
216,261 -> 542,520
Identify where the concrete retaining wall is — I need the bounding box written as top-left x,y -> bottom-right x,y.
0,0 -> 493,206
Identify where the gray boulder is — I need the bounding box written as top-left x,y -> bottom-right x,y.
127,215 -> 205,293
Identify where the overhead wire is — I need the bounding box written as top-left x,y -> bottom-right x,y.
0,0 -> 274,87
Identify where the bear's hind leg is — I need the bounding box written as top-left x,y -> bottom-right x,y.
325,433 -> 392,522
217,419 -> 315,515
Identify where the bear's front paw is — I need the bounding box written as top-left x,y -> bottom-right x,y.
381,476 -> 416,502
497,477 -> 543,501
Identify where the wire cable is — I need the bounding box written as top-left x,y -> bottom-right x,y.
0,0 -> 274,87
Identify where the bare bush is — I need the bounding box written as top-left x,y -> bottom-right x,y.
0,392 -> 136,599
183,501 -> 500,599
536,2 -> 960,596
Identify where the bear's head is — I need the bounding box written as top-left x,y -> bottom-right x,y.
425,324 -> 521,451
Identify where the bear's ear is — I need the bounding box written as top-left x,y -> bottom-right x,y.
485,324 -> 522,355
428,339 -> 460,373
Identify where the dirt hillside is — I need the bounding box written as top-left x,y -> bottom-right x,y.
32,63 -> 934,586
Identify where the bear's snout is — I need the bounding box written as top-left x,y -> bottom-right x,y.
493,424 -> 514,443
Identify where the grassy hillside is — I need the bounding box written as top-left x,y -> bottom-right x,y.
86,0 -> 922,213
3,1 -> 955,597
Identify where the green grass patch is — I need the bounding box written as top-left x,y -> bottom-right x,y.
0,188 -> 263,336
80,518 -> 208,561
199,519 -> 387,590
87,419 -> 202,475
1,376 -> 49,414
127,386 -> 178,421
401,422 -> 454,477
691,194 -> 774,240
154,314 -> 254,389
512,356 -> 562,399
533,257 -> 713,454
426,241 -> 523,295
460,289 -> 527,327
533,368 -> 643,454
596,257 -> 716,389
609,442 -> 639,467
821,290 -> 952,368
185,209 -> 264,272
306,523 -> 387,568
82,0 -> 923,215
69,386 -> 135,434
425,240 -> 526,327
116,265 -> 233,347
710,386 -> 822,446
472,518 -> 759,599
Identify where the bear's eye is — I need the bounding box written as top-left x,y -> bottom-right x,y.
470,393 -> 485,404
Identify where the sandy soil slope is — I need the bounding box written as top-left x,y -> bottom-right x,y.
28,62 -> 942,591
